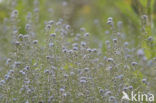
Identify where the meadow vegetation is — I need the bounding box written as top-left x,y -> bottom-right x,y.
0,0 -> 156,103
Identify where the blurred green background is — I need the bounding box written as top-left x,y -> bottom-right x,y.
0,0 -> 156,57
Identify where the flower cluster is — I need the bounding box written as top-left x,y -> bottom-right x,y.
0,1 -> 156,103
